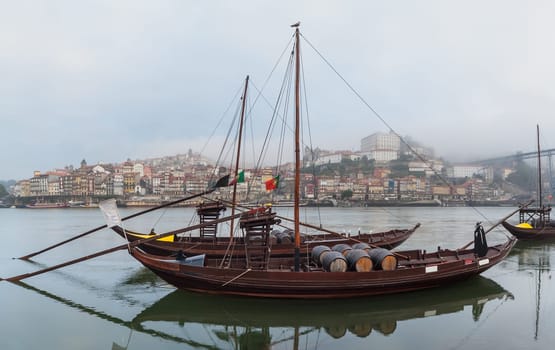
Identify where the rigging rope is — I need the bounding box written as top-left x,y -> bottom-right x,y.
300,32 -> 502,229
201,82 -> 244,165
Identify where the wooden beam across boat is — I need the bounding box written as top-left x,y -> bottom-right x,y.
16,188 -> 220,260
2,211 -> 243,282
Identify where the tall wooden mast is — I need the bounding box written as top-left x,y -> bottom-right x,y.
229,75 -> 249,240
537,124 -> 543,208
293,26 -> 301,271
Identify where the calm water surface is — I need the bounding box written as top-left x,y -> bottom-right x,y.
0,206 -> 553,349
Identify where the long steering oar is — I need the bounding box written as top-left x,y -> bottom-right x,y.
16,176 -> 233,260
459,199 -> 534,250
3,211 -> 243,282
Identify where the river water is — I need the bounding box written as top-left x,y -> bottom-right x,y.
0,206 -> 553,349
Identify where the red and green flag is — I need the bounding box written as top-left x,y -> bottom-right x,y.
229,170 -> 245,186
265,175 -> 280,191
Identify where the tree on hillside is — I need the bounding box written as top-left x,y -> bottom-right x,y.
0,184 -> 8,197
359,155 -> 375,174
389,159 -> 409,178
505,160 -> 536,192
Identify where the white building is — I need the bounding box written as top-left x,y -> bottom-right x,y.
92,165 -> 110,174
133,163 -> 145,177
314,153 -> 343,166
360,132 -> 400,162
448,165 -> 493,182
408,160 -> 444,177
113,174 -> 124,196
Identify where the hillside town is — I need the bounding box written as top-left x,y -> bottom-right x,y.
1,132 -> 539,208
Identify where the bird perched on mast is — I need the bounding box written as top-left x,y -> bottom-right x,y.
290,21 -> 300,27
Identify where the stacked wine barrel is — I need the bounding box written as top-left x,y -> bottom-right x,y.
311,243 -> 397,272
270,228 -> 307,244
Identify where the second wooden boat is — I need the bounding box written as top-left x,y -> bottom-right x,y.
502,125 -> 555,240
111,201 -> 419,258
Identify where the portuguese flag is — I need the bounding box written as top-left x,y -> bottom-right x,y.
265,175 -> 280,191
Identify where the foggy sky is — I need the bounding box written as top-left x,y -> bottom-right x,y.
1,0 -> 555,180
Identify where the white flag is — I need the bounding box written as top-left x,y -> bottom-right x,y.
99,199 -> 122,228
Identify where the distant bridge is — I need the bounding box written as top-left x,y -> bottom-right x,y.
469,148 -> 555,199
471,148 -> 555,166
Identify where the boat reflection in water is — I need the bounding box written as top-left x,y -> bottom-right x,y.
511,240 -> 552,271
130,276 -> 512,348
13,273 -> 512,349
510,240 -> 553,340
14,273 -> 512,348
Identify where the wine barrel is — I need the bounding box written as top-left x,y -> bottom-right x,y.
332,243 -> 353,256
377,320 -> 397,335
270,230 -> 281,244
321,251 -> 348,272
325,325 -> 347,339
348,322 -> 372,337
352,242 -> 371,251
275,232 -> 292,244
368,248 -> 397,271
283,228 -> 294,236
311,245 -> 331,265
346,249 -> 373,272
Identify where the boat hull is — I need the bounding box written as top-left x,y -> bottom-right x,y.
130,238 -> 515,299
25,203 -> 69,209
501,221 -> 555,240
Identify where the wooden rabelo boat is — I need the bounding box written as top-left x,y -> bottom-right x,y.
128,24 -> 516,299
111,201 -> 419,258
502,125 -> 555,240
130,215 -> 515,298
501,206 -> 555,240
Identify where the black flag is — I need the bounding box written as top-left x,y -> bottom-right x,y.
212,174 -> 230,188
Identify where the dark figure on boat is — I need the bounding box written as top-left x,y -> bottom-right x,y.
474,222 -> 488,257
